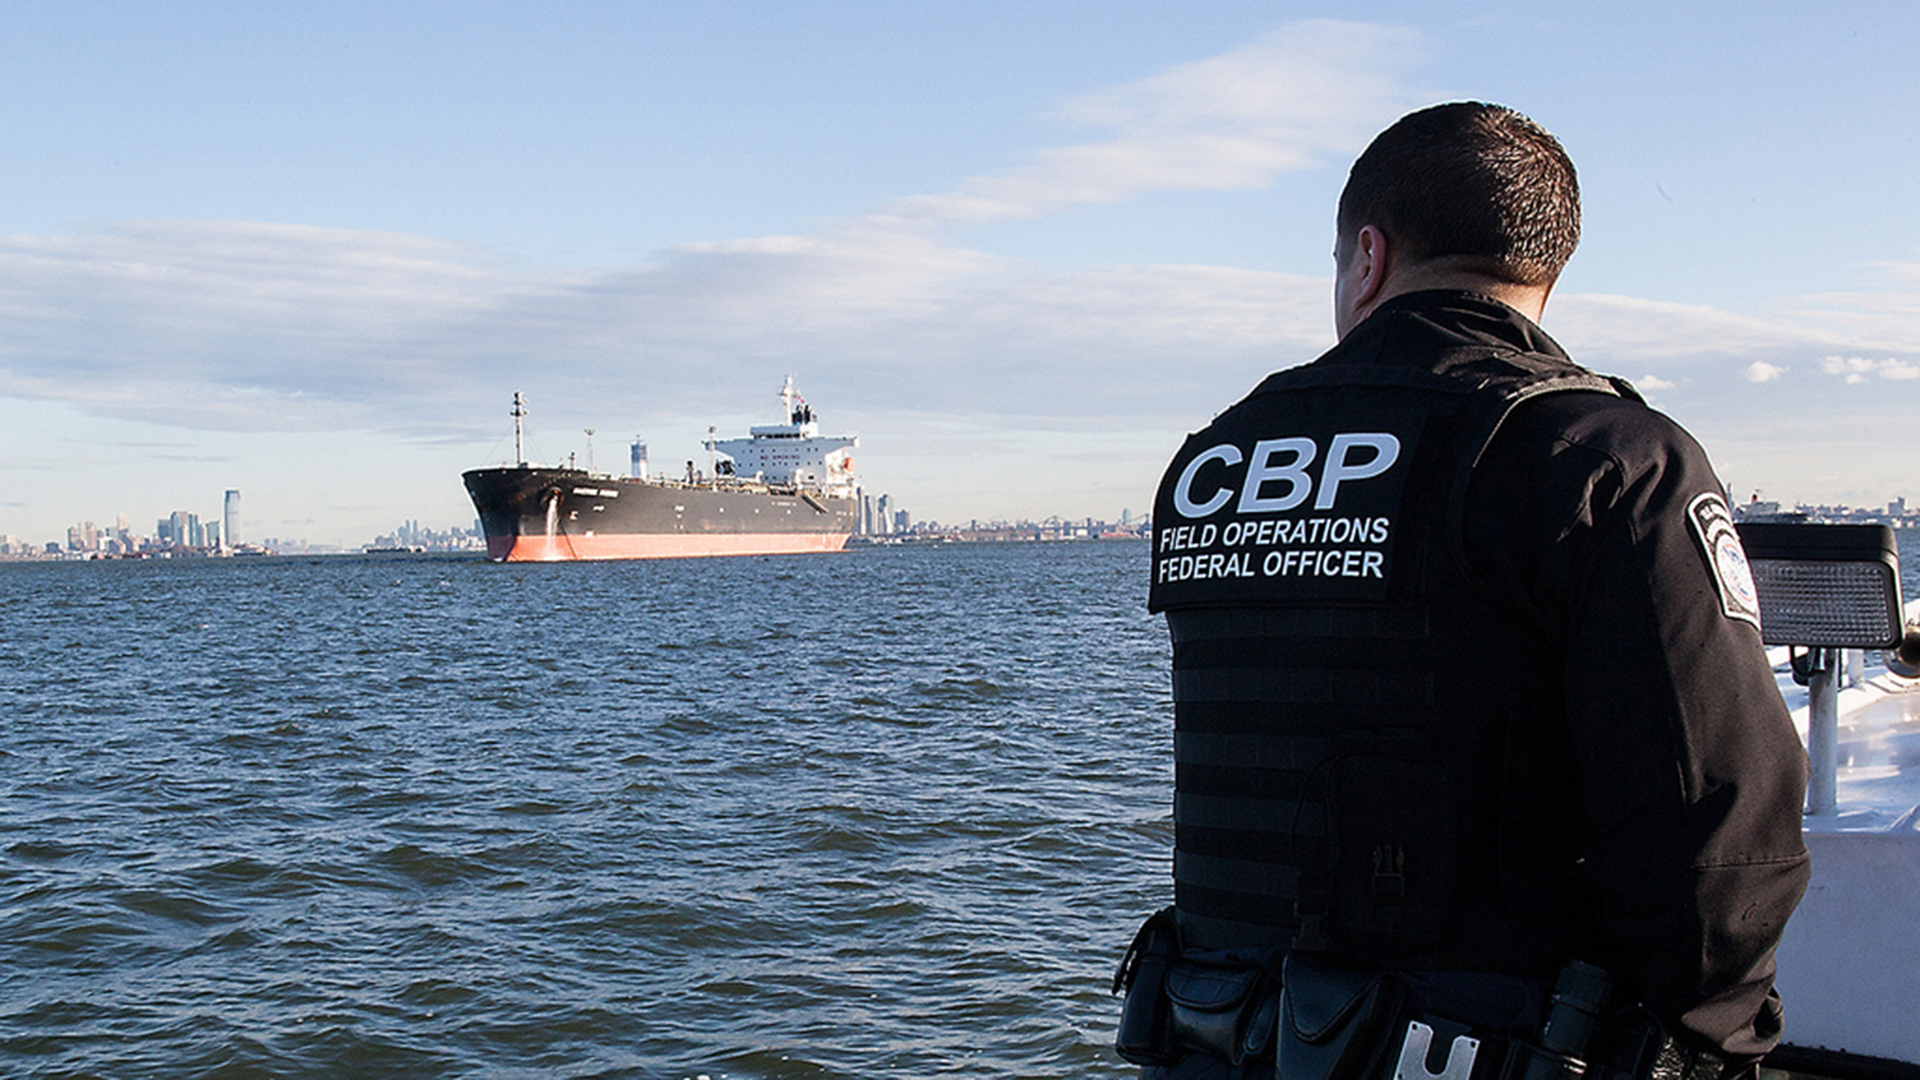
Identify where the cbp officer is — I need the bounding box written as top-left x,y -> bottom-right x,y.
1116,103 -> 1809,1079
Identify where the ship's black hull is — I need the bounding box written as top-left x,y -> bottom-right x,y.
462,467 -> 858,561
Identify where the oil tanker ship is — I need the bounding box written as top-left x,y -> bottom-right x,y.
463,377 -> 860,561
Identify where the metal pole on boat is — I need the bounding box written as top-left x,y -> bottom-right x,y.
513,390 -> 529,467
1806,647 -> 1840,816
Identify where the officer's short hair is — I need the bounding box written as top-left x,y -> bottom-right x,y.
1338,102 -> 1579,287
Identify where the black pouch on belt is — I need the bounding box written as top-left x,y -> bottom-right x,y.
1113,908 -> 1181,1065
1276,951 -> 1407,1080
1166,959 -> 1278,1066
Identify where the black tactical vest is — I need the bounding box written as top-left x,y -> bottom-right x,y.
1149,296 -> 1636,972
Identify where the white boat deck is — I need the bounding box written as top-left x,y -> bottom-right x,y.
1769,620 -> 1920,1067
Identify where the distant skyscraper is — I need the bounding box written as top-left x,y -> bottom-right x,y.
876,494 -> 892,536
224,490 -> 242,550
165,510 -> 201,549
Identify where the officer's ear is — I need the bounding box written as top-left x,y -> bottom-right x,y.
1334,224 -> 1393,337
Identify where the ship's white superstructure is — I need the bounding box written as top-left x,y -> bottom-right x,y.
710,375 -> 858,492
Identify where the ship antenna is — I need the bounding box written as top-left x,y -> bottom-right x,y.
513,390 -> 528,466
781,375 -> 796,424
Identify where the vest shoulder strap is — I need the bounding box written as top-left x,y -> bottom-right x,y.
1441,369 -> 1641,574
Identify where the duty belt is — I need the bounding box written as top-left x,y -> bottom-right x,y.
1113,912 -> 1737,1080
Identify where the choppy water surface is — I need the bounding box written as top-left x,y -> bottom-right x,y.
0,543 -> 1172,1078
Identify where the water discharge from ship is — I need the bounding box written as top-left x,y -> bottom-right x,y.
544,491 -> 560,560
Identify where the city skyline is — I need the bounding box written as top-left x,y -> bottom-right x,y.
12,478 -> 941,555
17,481 -> 1920,560
4,7 -> 1920,545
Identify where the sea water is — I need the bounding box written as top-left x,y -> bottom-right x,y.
0,543 -> 1172,1079
8,532 -> 1918,1079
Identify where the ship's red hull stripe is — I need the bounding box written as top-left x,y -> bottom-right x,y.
490,531 -> 851,562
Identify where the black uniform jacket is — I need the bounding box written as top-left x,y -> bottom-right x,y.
1154,290 -> 1810,1060
1458,301 -> 1809,1060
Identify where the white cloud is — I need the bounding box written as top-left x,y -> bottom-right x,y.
1858,259 -> 1920,286
1745,361 -> 1787,383
0,222 -> 559,429
1819,355 -> 1920,383
1547,293 -> 1833,366
1769,273 -> 1920,352
876,21 -> 1425,226
0,218 -> 1335,438
1636,373 -> 1675,390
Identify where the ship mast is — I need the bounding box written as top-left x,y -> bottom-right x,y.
513,390 -> 528,466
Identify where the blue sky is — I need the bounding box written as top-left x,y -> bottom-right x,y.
3,3 -> 1918,545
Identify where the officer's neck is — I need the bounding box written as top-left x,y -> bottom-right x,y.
1338,247 -> 1556,340
1387,262 -> 1553,322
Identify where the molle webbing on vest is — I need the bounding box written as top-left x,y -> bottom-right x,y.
1168,607 -> 1440,949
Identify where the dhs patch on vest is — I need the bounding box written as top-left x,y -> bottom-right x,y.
1151,428 -> 1411,611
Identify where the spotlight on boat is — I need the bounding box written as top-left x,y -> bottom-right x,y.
1735,523 -> 1903,651
1737,522 -> 1905,816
